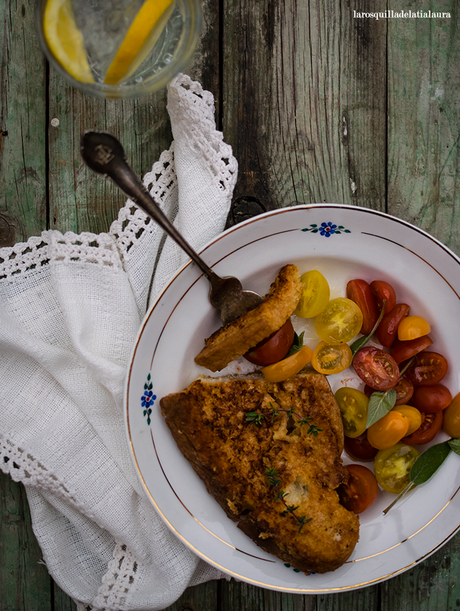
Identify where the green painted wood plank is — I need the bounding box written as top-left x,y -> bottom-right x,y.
387,1 -> 460,254
222,0 -> 387,211
0,0 -> 47,246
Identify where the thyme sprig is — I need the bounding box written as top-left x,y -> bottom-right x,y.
266,467 -> 312,533
246,403 -> 322,436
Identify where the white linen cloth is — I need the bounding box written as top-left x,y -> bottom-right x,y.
0,74 -> 238,610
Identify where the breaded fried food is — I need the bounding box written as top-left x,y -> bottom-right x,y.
160,371 -> 360,574
195,264 -> 302,372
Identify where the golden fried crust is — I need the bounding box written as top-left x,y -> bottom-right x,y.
194,264 -> 302,372
160,371 -> 360,574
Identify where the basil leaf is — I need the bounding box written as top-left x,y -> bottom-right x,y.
448,438 -> 460,456
287,331 -> 304,357
409,441 -> 451,486
366,388 -> 397,428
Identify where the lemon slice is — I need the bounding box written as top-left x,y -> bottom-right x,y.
43,0 -> 94,84
104,0 -> 175,85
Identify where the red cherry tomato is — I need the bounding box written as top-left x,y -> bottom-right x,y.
344,432 -> 378,461
364,375 -> 414,405
390,335 -> 433,364
443,392 -> 460,438
244,319 -> 294,366
353,346 -> 400,391
401,411 -> 443,445
337,464 -> 379,514
376,303 -> 410,347
370,280 -> 397,314
411,384 -> 452,413
346,279 -> 379,335
404,351 -> 449,386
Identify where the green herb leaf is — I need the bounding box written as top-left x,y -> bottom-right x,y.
350,300 -> 387,357
366,388 -> 397,428
287,331 -> 304,357
410,441 -> 451,485
448,438 -> 460,456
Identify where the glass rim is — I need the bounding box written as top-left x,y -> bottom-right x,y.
35,0 -> 203,98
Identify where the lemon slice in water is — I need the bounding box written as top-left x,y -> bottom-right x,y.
104,0 -> 175,85
43,0 -> 94,83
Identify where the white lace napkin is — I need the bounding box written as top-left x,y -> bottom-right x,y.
0,75 -> 238,611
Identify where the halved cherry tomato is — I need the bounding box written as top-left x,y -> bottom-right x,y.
404,351 -> 448,386
367,411 -> 410,450
370,280 -> 397,314
295,270 -> 330,318
315,298 -> 363,344
312,341 -> 352,375
374,443 -> 420,494
376,303 -> 410,347
390,335 -> 433,364
392,405 -> 422,435
244,319 -> 295,366
353,346 -> 400,391
346,279 -> 379,335
364,376 -> 414,405
443,392 -> 460,438
401,411 -> 443,445
261,345 -> 313,383
344,432 -> 378,461
397,315 -> 431,341
335,387 -> 369,438
411,384 -> 452,413
337,464 -> 379,514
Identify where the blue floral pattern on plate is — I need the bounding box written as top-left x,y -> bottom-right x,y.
141,373 -> 156,425
301,222 -> 351,237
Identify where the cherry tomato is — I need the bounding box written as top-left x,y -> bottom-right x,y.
244,319 -> 295,366
346,279 -> 379,335
442,392 -> 460,438
404,351 -> 448,386
374,443 -> 420,494
401,411 -> 443,445
376,303 -> 410,347
353,346 -> 400,391
392,405 -> 422,435
344,432 -> 378,461
411,384 -> 452,413
397,315 -> 431,341
311,341 -> 352,375
337,464 -> 379,514
367,411 -> 410,450
261,345 -> 313,383
370,280 -> 397,314
335,387 -> 369,438
364,376 -> 414,405
315,298 -> 363,344
295,270 -> 330,318
390,335 -> 433,364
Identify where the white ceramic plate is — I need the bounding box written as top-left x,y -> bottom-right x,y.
124,204 -> 460,592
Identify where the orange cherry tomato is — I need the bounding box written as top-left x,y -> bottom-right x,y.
392,405 -> 422,435
244,319 -> 295,366
337,464 -> 379,514
370,280 -> 397,314
367,411 -> 410,450
346,279 -> 379,335
443,392 -> 460,438
261,345 -> 313,383
397,315 -> 431,341
311,341 -> 352,375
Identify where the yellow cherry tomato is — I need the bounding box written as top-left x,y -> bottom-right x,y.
312,341 -> 353,375
261,345 -> 313,383
397,315 -> 431,341
392,405 -> 422,435
334,387 -> 369,438
443,391 -> 460,438
314,298 -> 363,344
367,411 -> 410,450
374,443 -> 420,494
295,270 -> 330,318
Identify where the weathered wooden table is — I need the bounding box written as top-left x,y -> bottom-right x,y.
1,0 -> 460,609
